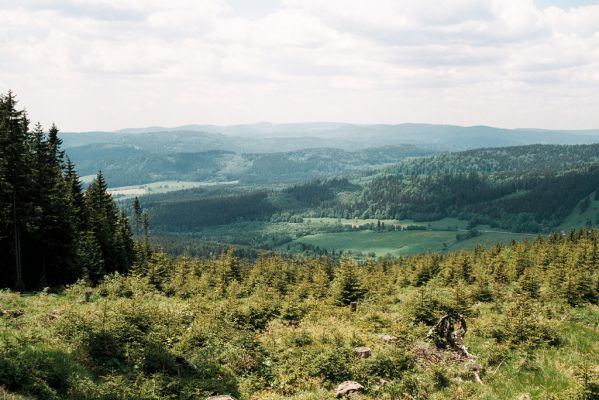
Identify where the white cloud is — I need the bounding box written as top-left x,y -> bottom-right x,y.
0,0 -> 598,130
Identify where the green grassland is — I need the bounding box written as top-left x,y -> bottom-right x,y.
559,193 -> 599,231
292,229 -> 535,257
303,217 -> 470,230
173,217 -> 537,258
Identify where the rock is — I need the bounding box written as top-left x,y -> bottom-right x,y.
354,346 -> 372,358
336,381 -> 364,398
207,396 -> 237,400
382,335 -> 398,344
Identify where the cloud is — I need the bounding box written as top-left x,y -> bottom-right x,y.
0,0 -> 598,130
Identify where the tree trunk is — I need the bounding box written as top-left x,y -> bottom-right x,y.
13,197 -> 22,290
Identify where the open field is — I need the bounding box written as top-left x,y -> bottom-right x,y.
559,192 -> 599,231
107,180 -> 239,200
303,217 -> 470,230
291,229 -> 537,257
162,216 -> 539,258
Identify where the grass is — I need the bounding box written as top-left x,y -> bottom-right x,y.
303,217 -> 470,230
1,283 -> 597,400
559,193 -> 599,231
164,217 -> 538,257
291,229 -> 536,257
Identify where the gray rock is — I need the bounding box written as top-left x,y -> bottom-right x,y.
354,346 -> 372,358
207,396 -> 237,400
336,381 -> 364,398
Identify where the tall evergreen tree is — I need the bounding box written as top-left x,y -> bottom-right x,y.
85,171 -> 120,274
133,196 -> 142,236
331,257 -> 367,306
0,91 -> 33,289
0,92 -> 136,288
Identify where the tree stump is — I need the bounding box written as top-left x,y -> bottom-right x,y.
426,313 -> 472,358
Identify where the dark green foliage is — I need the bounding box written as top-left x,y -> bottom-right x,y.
0,340 -> 86,400
331,258 -> 367,306
357,167 -> 599,232
148,191 -> 275,230
285,178 -> 359,208
0,92 -> 135,288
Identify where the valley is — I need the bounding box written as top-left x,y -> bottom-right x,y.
106,143 -> 599,259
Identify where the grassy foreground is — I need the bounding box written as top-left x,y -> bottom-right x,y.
1,232 -> 598,399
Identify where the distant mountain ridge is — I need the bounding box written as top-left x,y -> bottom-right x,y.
63,122 -> 599,153
61,123 -> 599,187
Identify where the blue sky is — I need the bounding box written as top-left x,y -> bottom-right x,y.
1,0 -> 598,131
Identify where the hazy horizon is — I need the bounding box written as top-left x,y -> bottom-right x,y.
64,121 -> 599,135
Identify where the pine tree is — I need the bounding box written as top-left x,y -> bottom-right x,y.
64,157 -> 87,231
0,91 -> 34,289
133,197 -> 143,236
86,171 -> 120,275
29,122 -> 78,285
114,209 -> 135,273
331,257 -> 366,306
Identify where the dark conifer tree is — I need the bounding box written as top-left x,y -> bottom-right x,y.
85,171 -> 120,274
133,196 -> 143,236
0,92 -> 137,288
0,92 -> 34,289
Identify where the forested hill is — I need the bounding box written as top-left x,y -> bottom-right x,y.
69,145 -> 435,187
142,144 -> 599,235
385,144 -> 599,176
62,124 -> 599,187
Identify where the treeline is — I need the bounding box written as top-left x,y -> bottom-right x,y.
0,92 -> 136,289
352,166 -> 599,232
386,144 -> 599,176
147,192 -> 275,231
284,177 -> 358,207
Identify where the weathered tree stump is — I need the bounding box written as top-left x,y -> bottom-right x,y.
427,314 -> 482,383
426,313 -> 472,358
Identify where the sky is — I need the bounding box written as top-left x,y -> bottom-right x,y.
1,0 -> 598,131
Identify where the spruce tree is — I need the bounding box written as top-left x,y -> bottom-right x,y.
0,91 -> 34,289
331,257 -> 366,306
133,196 -> 143,236
86,171 -> 120,274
